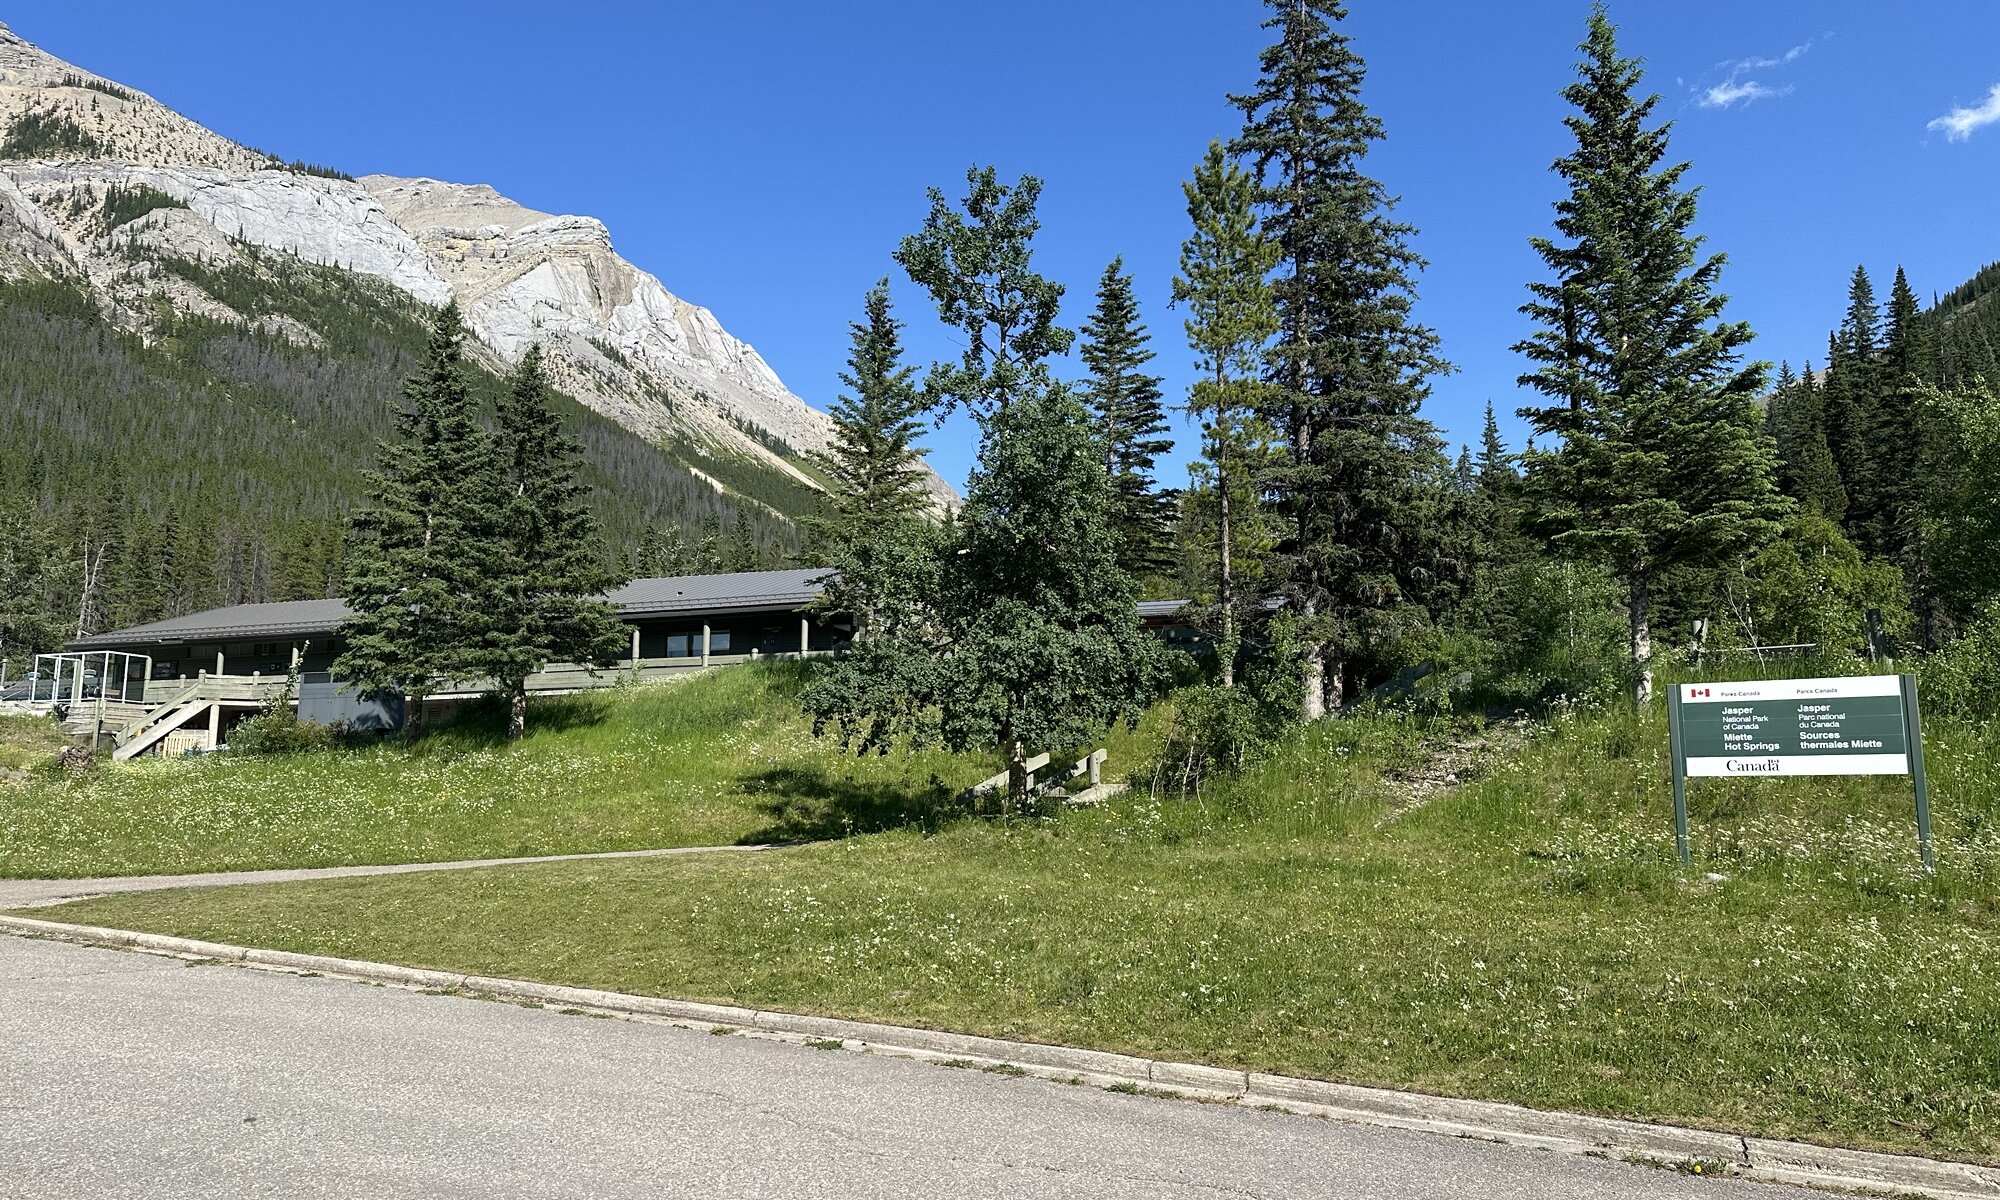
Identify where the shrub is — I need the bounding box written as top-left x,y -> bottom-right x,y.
226,706 -> 338,756
1919,606 -> 2000,719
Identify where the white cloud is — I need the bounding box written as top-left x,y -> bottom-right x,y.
1727,43 -> 1811,72
1929,84 -> 2000,142
1698,41 -> 1811,110
1703,79 -> 1792,108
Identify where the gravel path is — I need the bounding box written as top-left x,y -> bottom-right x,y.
0,843 -> 777,909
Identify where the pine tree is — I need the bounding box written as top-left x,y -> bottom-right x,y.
808,281 -> 938,639
1827,266 -> 1886,552
1477,401 -> 1518,494
1080,258 -> 1176,580
1767,362 -> 1846,519
336,301 -> 505,729
1173,139 -> 1280,688
1515,7 -> 1784,706
1230,0 -> 1451,717
1885,268 -> 1933,384
471,344 -> 628,740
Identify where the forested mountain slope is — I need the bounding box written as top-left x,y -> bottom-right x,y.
0,249 -> 820,653
0,19 -> 951,654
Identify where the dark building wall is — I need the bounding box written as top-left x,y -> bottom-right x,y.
145,638 -> 340,681
630,613 -> 847,658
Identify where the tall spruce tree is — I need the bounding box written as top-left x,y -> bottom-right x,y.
1827,266 -> 1888,552
1477,401 -> 1518,493
1515,7 -> 1784,705
807,281 -> 937,638
1173,139 -> 1281,688
1879,267 -> 1947,644
472,344 -> 628,740
1767,361 -> 1847,520
1230,0 -> 1451,717
336,301 -> 504,728
1080,258 -> 1176,580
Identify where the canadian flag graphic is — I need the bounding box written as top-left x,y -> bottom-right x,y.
1687,686 -> 1712,699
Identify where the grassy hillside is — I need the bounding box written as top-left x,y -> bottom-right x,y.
34,682 -> 2000,1161
0,664 -> 1156,879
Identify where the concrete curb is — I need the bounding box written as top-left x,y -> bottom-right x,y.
6,914 -> 1996,1200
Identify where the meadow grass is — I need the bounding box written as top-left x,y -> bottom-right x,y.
40,697 -> 2000,1161
0,663 -> 1132,878
0,712 -> 68,780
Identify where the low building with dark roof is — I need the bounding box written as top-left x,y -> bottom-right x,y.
46,569 -> 1188,757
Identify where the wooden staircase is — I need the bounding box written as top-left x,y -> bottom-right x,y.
109,679 -> 208,761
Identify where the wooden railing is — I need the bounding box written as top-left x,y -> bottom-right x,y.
965,748 -> 1113,808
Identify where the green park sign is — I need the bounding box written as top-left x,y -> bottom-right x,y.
1666,674 -> 1934,870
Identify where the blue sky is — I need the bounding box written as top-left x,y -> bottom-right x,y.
17,2 -> 2000,491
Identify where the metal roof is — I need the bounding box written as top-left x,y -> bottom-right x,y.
69,567 -> 1187,651
608,568 -> 830,617
68,569 -> 835,651
69,598 -> 354,649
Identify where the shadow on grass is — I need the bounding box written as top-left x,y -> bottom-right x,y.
736,764 -> 962,844
409,693 -> 613,750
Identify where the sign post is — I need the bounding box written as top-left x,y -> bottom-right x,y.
1668,675 -> 1933,871
1667,685 -> 1691,864
1899,675 -> 1935,872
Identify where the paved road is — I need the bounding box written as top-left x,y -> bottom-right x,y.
0,936 -> 1838,1200
0,844 -> 775,909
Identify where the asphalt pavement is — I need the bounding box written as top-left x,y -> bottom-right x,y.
1,935 -> 1841,1200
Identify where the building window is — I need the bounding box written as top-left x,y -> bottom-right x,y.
665,633 -> 691,658
710,630 -> 732,653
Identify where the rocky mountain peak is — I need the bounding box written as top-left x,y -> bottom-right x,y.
0,22 -> 956,512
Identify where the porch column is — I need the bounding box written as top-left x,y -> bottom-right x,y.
215,649 -> 225,676
206,701 -> 220,749
800,617 -> 809,656
630,627 -> 641,671
701,624 -> 711,667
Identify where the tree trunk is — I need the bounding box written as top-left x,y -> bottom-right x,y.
1300,597 -> 1326,721
1629,569 -> 1653,707
1218,456 -> 1235,689
1325,657 -> 1347,713
1005,738 -> 1028,812
507,683 -> 527,741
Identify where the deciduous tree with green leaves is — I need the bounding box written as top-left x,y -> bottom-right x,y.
1515,7 -> 1784,705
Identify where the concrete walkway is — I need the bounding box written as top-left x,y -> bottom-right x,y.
0,843 -> 778,909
